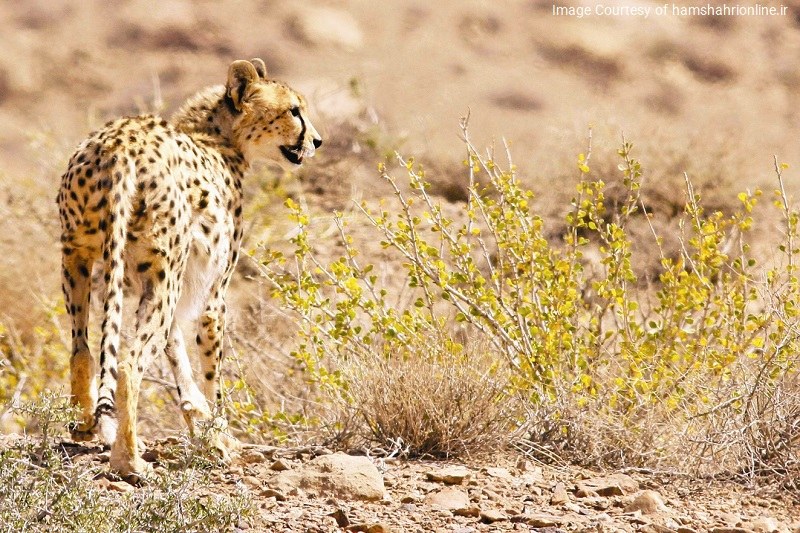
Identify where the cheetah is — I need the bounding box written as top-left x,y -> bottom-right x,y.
57,58 -> 322,481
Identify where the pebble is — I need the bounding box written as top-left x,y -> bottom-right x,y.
424,487 -> 471,510
624,490 -> 668,515
426,466 -> 472,485
270,459 -> 291,471
479,509 -> 508,523
550,482 -> 570,505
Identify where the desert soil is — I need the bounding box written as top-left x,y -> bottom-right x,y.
49,436 -> 800,532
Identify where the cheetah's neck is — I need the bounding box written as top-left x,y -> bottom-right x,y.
170,85 -> 238,147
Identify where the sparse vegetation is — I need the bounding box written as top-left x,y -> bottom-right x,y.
258,123 -> 800,486
0,393 -> 253,533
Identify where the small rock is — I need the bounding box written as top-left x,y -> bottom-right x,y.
575,487 -> 599,498
140,449 -> 159,462
624,490 -> 668,515
577,473 -> 639,496
743,517 -> 783,533
106,480 -> 135,493
709,529 -> 751,533
259,488 -> 287,501
522,470 -> 545,486
515,514 -> 563,527
719,513 -> 743,526
270,459 -> 291,471
426,466 -> 472,485
582,497 -> 610,510
329,508 -> 350,527
480,509 -> 508,524
346,524 -> 391,533
550,482 -> 570,505
271,453 -> 384,501
677,528 -> 699,533
485,467 -> 513,480
453,506 -> 481,518
242,475 -> 261,489
424,487 -> 471,510
482,488 -> 502,501
240,450 -> 267,464
641,526 -> 678,533
400,493 -> 421,503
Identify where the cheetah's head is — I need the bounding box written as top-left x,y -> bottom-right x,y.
226,58 -> 322,167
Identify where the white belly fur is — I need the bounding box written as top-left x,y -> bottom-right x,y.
175,222 -> 231,323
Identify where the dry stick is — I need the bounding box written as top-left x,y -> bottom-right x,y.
775,155 -> 793,272
0,374 -> 27,420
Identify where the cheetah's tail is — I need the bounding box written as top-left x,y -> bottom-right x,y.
95,155 -> 136,445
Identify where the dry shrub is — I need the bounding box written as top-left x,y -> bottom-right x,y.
260,126 -> 800,492
342,336 -> 517,458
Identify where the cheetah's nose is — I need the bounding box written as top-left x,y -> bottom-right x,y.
313,138 -> 322,149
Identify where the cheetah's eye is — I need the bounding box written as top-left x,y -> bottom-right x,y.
290,106 -> 300,117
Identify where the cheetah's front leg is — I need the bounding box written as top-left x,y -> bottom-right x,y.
194,303 -> 238,459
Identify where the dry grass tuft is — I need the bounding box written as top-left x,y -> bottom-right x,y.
338,336 -> 518,459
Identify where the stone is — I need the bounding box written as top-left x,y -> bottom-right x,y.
453,506 -> 481,518
575,487 -> 599,498
482,488 -> 502,501
346,524 -> 392,533
329,508 -> 350,527
485,467 -> 513,480
289,8 -> 364,49
577,473 -> 639,496
260,488 -> 287,501
270,452 -> 384,501
709,529 -> 751,533
240,450 -> 268,464
513,514 -> 563,527
400,493 -> 422,503
550,482 -> 570,505
480,509 -> 508,524
719,513 -> 743,526
424,487 -> 471,510
641,526 -> 678,533
106,479 -> 134,493
426,465 -> 472,485
624,490 -> 669,515
744,517 -> 783,533
270,459 -> 291,471
242,475 -> 262,489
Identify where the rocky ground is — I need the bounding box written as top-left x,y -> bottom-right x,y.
60,438 -> 800,532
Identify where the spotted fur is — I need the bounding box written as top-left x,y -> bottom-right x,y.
57,59 -> 322,480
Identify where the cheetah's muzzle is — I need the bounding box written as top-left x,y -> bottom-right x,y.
280,144 -> 304,165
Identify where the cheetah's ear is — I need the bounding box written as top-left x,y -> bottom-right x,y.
226,60 -> 259,112
250,58 -> 268,79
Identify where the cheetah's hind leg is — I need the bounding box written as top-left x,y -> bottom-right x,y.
62,251 -> 98,441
